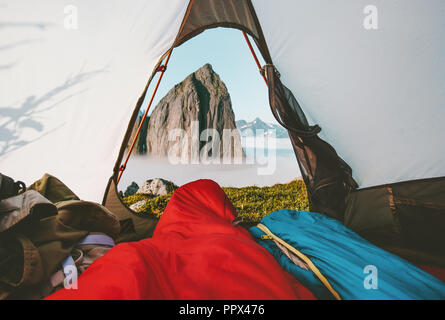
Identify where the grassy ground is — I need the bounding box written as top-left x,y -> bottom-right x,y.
121,179 -> 309,222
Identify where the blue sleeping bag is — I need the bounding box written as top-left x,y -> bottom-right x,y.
249,209 -> 445,300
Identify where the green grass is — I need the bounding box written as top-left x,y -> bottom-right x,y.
121,193 -> 170,218
121,179 -> 309,222
223,179 -> 309,221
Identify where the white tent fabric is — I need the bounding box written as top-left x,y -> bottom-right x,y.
0,0 -> 188,201
1,1 -> 444,202
254,0 -> 445,187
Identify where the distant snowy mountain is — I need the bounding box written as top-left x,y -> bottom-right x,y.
236,117 -> 289,138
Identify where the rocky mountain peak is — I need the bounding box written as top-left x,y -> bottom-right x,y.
195,63 -> 214,76
236,117 -> 289,138
143,64 -> 244,160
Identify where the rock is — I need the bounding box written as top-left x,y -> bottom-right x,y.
124,181 -> 139,197
129,200 -> 146,213
136,178 -> 178,196
145,63 -> 245,161
127,111 -> 149,155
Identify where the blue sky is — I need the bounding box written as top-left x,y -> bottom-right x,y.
143,27 -> 275,123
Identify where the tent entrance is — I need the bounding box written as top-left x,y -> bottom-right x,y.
103,0 -> 357,243
103,28 -> 277,243
117,31 -> 264,186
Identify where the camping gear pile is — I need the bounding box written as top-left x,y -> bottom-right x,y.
0,173 -> 119,299
47,180 -> 317,300
1,0 -> 445,299
47,179 -> 445,300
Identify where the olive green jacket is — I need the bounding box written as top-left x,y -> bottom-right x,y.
0,174 -> 119,299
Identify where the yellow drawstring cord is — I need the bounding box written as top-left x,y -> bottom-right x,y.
257,223 -> 341,300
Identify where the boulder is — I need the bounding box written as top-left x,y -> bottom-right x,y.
129,200 -> 146,213
136,178 -> 178,196
124,181 -> 139,197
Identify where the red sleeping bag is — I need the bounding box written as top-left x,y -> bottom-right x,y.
47,179 -> 315,300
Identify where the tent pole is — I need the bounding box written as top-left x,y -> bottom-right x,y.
242,31 -> 268,86
117,48 -> 173,184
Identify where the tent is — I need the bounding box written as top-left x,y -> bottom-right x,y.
1,1 -> 444,266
